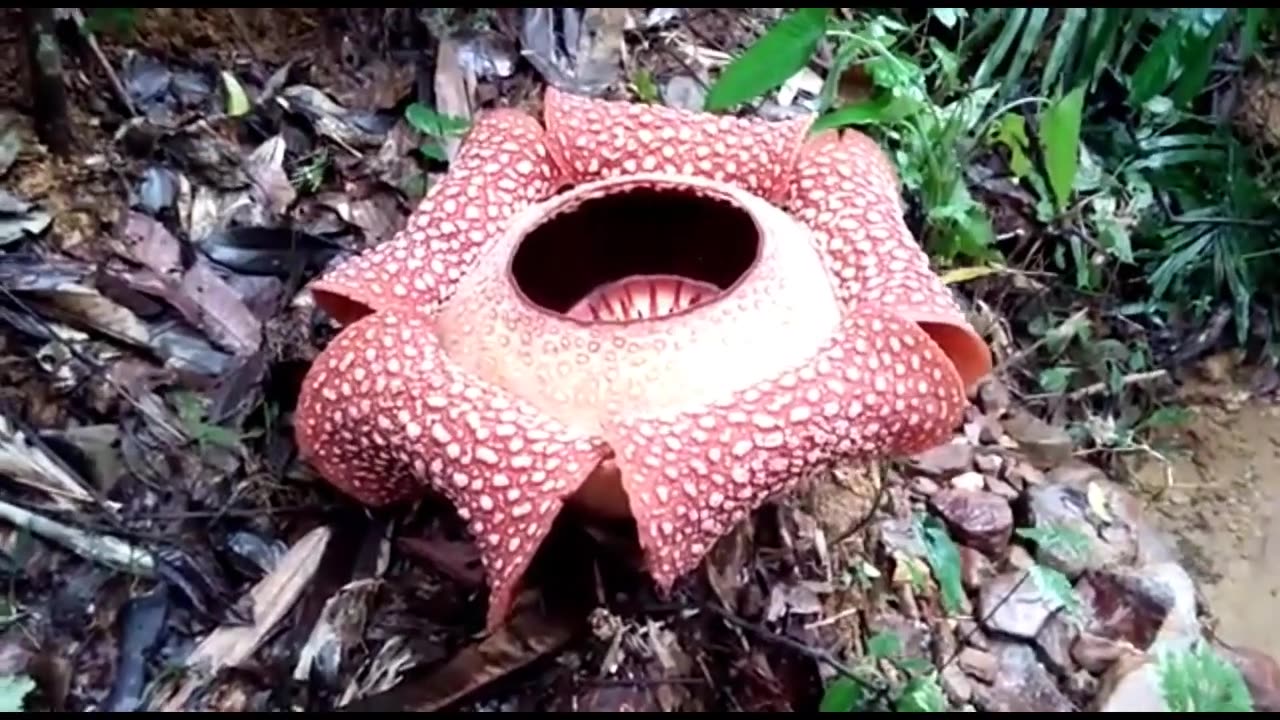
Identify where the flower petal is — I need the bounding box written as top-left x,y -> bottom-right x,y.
542,86 -> 812,204
308,109 -> 565,325
783,129 -> 992,390
294,310 -> 608,629
602,308 -> 967,589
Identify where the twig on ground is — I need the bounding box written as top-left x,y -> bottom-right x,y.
1023,369 -> 1171,402
22,7 -> 73,154
699,601 -> 891,700
0,497 -> 155,576
992,308 -> 1090,376
63,8 -> 138,117
1065,369 -> 1170,400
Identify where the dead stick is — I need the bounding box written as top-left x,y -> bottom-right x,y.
22,7 -> 73,154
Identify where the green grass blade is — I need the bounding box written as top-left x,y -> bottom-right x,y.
1042,8 -> 1086,96
973,8 -> 1028,88
1129,22 -> 1183,105
813,94 -> 902,131
1040,85 -> 1085,213
1242,7 -> 1265,59
1077,8 -> 1124,91
703,8 -> 832,112
1001,7 -> 1050,101
1114,9 -> 1149,66
1170,14 -> 1233,107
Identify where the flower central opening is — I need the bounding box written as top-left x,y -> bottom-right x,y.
509,184 -> 761,323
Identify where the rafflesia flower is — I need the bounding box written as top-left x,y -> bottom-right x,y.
294,86 -> 991,629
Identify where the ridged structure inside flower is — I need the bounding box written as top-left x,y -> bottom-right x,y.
295,86 -> 992,630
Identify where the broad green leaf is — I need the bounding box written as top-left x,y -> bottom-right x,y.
1129,23 -> 1182,105
0,674 -> 35,712
704,8 -> 831,111
895,673 -> 947,712
866,630 -> 902,660
988,113 -> 1033,178
1036,366 -> 1075,393
819,676 -> 867,712
919,515 -> 965,615
1039,85 -> 1085,213
1016,524 -> 1091,563
1029,563 -> 1081,618
220,71 -> 251,117
404,102 -> 471,138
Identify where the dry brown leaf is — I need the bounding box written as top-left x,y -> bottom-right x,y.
153,525 -> 332,710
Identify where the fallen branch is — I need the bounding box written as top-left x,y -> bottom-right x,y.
0,497 -> 154,575
22,7 -> 72,154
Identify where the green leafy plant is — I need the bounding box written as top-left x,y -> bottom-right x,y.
404,102 -> 472,163
1156,640 -> 1254,711
819,629 -> 947,712
0,674 -> 36,712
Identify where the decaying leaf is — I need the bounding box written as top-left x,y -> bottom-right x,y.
0,412 -> 97,508
338,588 -> 579,711
0,190 -> 52,247
151,525 -> 332,710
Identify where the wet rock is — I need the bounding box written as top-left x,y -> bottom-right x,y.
977,377 -> 1012,416
986,476 -> 1020,500
1026,467 -> 1142,577
979,570 -> 1063,639
958,647 -> 998,683
1035,611 -> 1081,676
975,452 -> 1004,474
1093,653 -> 1170,711
960,546 -> 995,592
867,612 -> 931,663
940,663 -> 973,704
1007,461 -> 1045,488
909,441 -> 974,478
956,619 -> 991,650
950,471 -> 985,492
911,476 -> 940,496
1066,670 -> 1099,701
974,642 -> 1077,711
929,489 -> 1013,557
1079,563 -> 1199,651
1007,544 -> 1036,571
877,517 -> 927,559
1214,641 -> 1280,712
1003,409 -> 1073,468
1072,631 -> 1136,674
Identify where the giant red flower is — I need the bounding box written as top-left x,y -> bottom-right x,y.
294,86 -> 992,629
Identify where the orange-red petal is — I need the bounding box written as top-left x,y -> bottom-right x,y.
782,129 -> 992,391
308,108 -> 565,326
542,86 -> 812,204
294,310 -> 608,629
602,307 -> 967,589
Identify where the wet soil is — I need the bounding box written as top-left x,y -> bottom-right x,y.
1130,395 -> 1280,659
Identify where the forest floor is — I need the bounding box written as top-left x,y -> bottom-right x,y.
0,7 -> 1276,713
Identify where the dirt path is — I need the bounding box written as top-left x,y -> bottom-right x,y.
1130,396 -> 1280,659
